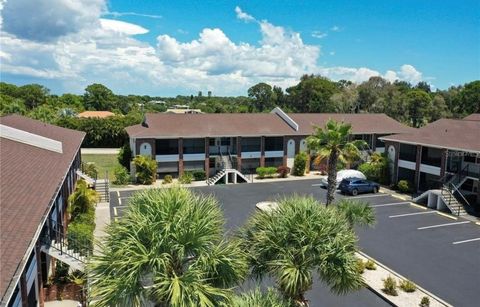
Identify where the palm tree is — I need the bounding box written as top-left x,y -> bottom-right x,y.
68,179 -> 99,221
307,119 -> 367,206
232,287 -> 292,307
89,187 -> 248,306
336,199 -> 376,229
240,196 -> 364,306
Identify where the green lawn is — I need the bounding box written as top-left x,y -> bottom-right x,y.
82,154 -> 119,182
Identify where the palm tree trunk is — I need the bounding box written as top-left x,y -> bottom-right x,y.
326,151 -> 338,206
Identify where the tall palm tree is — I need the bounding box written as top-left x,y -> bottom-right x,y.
240,196 -> 364,306
307,119 -> 367,206
231,287 -> 292,307
89,187 -> 248,306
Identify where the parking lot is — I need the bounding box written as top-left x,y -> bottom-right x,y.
110,179 -> 480,307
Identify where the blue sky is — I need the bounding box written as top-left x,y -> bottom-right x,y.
0,0 -> 479,96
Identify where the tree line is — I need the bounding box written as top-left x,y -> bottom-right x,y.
0,77 -> 478,146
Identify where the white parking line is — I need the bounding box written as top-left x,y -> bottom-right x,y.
346,194 -> 389,199
118,197 -> 122,205
311,184 -> 323,187
117,191 -> 120,197
418,221 -> 470,230
452,237 -> 480,245
371,202 -> 409,208
389,211 -> 436,218
113,207 -> 118,216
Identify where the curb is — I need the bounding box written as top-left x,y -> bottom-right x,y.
357,251 -> 452,307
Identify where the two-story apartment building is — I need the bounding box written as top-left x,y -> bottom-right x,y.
380,114 -> 480,214
126,108 -> 413,179
0,115 -> 85,306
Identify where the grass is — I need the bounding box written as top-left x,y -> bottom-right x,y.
82,154 -> 119,182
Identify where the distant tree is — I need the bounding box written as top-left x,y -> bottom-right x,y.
331,83 -> 358,113
272,85 -> 285,108
83,83 -> 115,111
59,93 -> 84,111
286,75 -> 338,112
458,80 -> 480,114
18,84 -> 49,109
430,94 -> 450,121
0,82 -> 19,97
248,82 -> 275,112
357,76 -> 390,112
415,81 -> 431,93
406,90 -> 432,127
0,96 -> 26,115
28,104 -> 57,123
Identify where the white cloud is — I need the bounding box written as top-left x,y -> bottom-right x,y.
102,11 -> 162,19
398,64 -> 423,84
0,3 -> 427,95
235,6 -> 255,22
100,19 -> 149,35
312,31 -> 328,39
331,25 -> 341,32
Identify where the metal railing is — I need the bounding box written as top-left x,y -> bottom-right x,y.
41,220 -> 93,262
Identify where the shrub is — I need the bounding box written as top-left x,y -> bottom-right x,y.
358,153 -> 389,184
163,174 -> 173,184
293,152 -> 308,176
382,276 -> 398,296
118,143 -> 132,171
400,279 -> 417,293
179,172 -> 193,184
356,258 -> 365,274
192,170 -> 206,181
113,166 -> 130,185
67,221 -> 95,256
83,162 -> 98,179
365,259 -> 377,270
277,165 -> 291,178
397,180 -> 411,193
133,155 -> 157,185
419,296 -> 430,307
256,166 -> 277,179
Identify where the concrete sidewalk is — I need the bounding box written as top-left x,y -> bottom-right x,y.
81,148 -> 119,155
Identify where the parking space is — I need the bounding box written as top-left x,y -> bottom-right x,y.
109,179 -> 479,306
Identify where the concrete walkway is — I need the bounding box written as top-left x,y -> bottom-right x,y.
81,148 -> 119,155
93,201 -> 111,254
45,300 -> 81,307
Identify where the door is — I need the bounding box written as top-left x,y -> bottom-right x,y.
287,139 -> 295,168
140,142 -> 152,156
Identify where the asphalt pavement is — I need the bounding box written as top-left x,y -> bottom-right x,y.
110,179 -> 480,306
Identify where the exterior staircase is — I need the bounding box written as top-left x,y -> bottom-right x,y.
95,175 -> 110,203
40,222 -> 92,271
76,169 -> 95,186
440,185 -> 467,216
206,169 -> 251,185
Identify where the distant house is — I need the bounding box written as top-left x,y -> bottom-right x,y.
126,107 -> 412,180
0,115 -> 85,306
77,111 -> 115,118
165,105 -> 203,114
380,114 -> 480,214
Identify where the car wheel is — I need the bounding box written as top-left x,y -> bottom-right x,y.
351,189 -> 358,196
373,186 -> 378,193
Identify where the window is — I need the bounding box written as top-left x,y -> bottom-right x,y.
209,138 -> 215,146
155,139 -> 178,155
183,138 -> 205,154
264,137 -> 283,151
241,137 -> 261,152
265,157 -> 283,167
220,137 -> 230,146
421,147 -> 442,167
184,161 -> 205,171
399,144 -> 417,162
464,153 -> 477,163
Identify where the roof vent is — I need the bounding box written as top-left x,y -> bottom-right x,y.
0,124 -> 63,153
271,107 -> 299,131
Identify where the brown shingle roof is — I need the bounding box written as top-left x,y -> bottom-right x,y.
126,112 -> 414,138
380,119 -> 480,153
463,113 -> 480,121
0,115 -> 85,301
288,113 -> 415,135
126,113 -> 295,138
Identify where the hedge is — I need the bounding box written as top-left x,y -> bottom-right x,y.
293,152 -> 308,176
256,166 -> 277,179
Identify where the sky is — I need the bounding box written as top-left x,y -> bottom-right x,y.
0,0 -> 479,96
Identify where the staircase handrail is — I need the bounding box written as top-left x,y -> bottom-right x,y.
440,185 -> 461,215
448,182 -> 472,211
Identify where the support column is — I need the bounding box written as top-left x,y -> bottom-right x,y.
178,138 -> 184,176
35,245 -> 45,307
205,137 -> 210,179
237,137 -> 242,171
372,134 -> 377,151
414,145 -> 422,192
282,137 -> 288,167
440,149 -> 447,178
20,271 -> 28,307
260,136 -> 265,167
